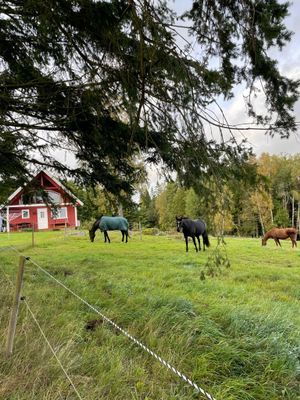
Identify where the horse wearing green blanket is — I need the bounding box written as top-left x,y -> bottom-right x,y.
89,215 -> 129,243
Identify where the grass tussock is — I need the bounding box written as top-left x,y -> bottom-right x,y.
0,231 -> 300,399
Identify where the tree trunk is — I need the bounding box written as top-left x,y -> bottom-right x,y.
270,209 -> 274,225
258,211 -> 265,236
292,195 -> 295,227
236,215 -> 241,237
118,204 -> 124,216
221,213 -> 225,237
255,192 -> 265,235
255,218 -> 259,238
297,200 -> 300,234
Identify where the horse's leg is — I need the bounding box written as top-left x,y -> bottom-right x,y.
197,235 -> 201,251
185,235 -> 189,252
104,231 -> 110,243
277,239 -> 281,247
191,235 -> 198,252
103,231 -> 107,243
121,230 -> 128,242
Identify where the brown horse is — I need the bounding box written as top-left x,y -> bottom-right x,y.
262,228 -> 297,248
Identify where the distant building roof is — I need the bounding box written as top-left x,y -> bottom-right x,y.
1,170 -> 83,208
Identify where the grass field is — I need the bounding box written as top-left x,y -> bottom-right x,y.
0,230 -> 300,400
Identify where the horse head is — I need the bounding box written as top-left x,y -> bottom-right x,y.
261,237 -> 267,246
89,229 -> 95,242
176,216 -> 183,232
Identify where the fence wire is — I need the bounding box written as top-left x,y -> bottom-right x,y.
0,252 -> 83,400
3,245 -> 217,400
23,298 -> 83,400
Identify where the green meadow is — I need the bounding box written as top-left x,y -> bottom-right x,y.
0,231 -> 299,400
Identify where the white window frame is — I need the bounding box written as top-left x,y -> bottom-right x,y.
52,207 -> 68,220
22,209 -> 30,219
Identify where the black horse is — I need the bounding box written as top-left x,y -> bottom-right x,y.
89,215 -> 129,243
176,216 -> 210,252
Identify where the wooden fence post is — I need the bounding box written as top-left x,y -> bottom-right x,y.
5,256 -> 27,357
32,224 -> 35,248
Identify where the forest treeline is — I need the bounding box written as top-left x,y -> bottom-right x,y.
74,153 -> 300,236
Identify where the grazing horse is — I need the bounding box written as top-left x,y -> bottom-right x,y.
176,216 -> 210,252
89,216 -> 129,243
262,228 -> 297,248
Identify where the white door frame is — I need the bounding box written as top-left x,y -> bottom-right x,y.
37,208 -> 48,230
6,206 -> 10,233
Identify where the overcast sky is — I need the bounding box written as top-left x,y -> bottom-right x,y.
60,1 -> 300,187
142,1 -> 300,189
170,0 -> 300,157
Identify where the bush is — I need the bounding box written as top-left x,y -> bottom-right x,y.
141,227 -> 160,235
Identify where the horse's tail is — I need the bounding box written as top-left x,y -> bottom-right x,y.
287,228 -> 297,240
203,230 -> 210,247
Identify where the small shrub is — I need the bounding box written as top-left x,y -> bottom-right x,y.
141,228 -> 160,235
201,238 -> 231,279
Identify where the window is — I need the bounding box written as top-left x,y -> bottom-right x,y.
35,195 -> 44,204
21,193 -> 44,204
47,191 -> 62,204
22,209 -> 30,219
52,207 -> 67,219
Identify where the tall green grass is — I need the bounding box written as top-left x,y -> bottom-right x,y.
0,231 -> 299,399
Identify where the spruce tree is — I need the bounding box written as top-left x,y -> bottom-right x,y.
0,0 -> 298,197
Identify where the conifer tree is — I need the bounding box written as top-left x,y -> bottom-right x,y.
1,0 -> 298,197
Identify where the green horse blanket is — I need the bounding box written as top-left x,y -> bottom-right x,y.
99,216 -> 128,231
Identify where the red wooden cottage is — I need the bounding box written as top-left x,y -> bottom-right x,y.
1,170 -> 83,232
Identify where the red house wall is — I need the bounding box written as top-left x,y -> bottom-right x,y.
48,205 -> 76,229
5,171 -> 82,232
8,205 -> 77,231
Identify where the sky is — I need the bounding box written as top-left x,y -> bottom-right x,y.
59,1 -> 300,188
170,0 -> 300,157
142,0 -> 300,189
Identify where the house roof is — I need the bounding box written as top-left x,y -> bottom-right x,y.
44,170 -> 84,206
2,170 -> 83,207
7,187 -> 23,203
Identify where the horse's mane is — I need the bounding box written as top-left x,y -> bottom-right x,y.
90,215 -> 103,232
266,227 -> 297,234
176,215 -> 189,220
178,216 -> 205,223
